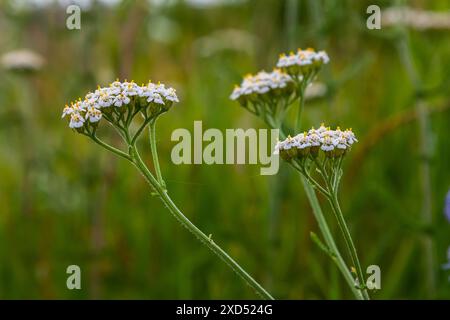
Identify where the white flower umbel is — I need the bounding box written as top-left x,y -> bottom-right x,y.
230,69 -> 296,128
230,69 -> 294,103
277,48 -> 329,77
61,80 -> 179,133
274,124 -> 357,160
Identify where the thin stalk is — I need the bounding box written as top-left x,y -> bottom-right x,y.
313,157 -> 369,299
149,119 -> 165,187
131,117 -> 152,145
292,162 -> 329,197
129,145 -> 274,300
90,134 -> 132,161
284,0 -> 298,49
301,178 -> 364,300
314,158 -> 367,295
294,83 -> 306,132
326,187 -> 369,300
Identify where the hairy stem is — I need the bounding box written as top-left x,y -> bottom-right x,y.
131,117 -> 152,145
313,157 -> 369,299
326,184 -> 369,300
90,134 -> 132,161
295,83 -> 306,132
301,178 -> 365,299
129,145 -> 274,300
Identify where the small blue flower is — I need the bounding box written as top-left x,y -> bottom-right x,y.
445,189 -> 450,223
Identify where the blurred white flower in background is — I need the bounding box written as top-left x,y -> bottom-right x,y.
147,16 -> 181,44
148,0 -> 246,9
8,0 -> 122,11
304,82 -> 327,101
58,0 -> 93,10
184,0 -> 246,9
193,29 -> 255,57
383,7 -> 450,30
7,0 -> 247,12
10,0 -> 54,10
1,49 -> 45,72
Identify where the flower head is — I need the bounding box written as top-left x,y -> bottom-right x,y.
276,48 -> 329,76
230,69 -> 294,105
62,80 -> 179,132
274,124 -> 358,160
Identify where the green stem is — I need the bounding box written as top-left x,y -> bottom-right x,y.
131,117 -> 152,145
129,145 -> 274,300
295,85 -> 305,132
313,157 -> 369,299
301,178 -> 365,300
91,134 -> 132,161
292,161 -> 329,197
326,186 -> 369,300
149,119 -> 165,187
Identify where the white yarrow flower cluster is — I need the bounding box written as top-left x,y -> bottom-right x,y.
277,48 -> 330,71
274,124 -> 358,160
230,69 -> 293,101
62,80 -> 179,130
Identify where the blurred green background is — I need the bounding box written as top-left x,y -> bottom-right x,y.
0,0 -> 449,299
